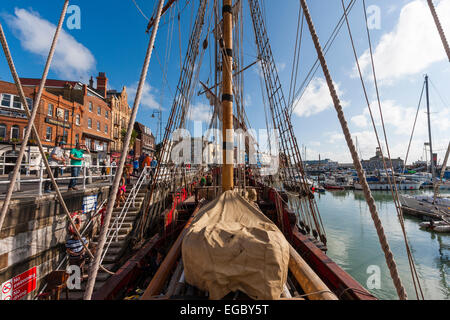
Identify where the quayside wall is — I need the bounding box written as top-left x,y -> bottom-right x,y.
0,186 -> 110,300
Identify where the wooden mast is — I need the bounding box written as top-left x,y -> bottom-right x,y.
222,0 -> 234,191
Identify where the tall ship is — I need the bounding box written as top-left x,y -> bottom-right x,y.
2,0 -> 449,302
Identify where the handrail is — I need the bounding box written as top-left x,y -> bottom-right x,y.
0,162 -> 115,196
100,167 -> 150,264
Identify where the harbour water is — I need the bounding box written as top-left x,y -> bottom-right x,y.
315,189 -> 449,300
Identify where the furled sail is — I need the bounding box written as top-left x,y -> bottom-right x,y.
182,191 -> 290,300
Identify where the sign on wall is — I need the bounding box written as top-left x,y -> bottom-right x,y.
82,194 -> 98,214
1,267 -> 37,300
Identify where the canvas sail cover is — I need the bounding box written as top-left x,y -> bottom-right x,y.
182,191 -> 290,300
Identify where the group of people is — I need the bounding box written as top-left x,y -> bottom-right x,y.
44,141 -> 90,193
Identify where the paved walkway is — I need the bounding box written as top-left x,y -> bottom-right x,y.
0,175 -> 114,201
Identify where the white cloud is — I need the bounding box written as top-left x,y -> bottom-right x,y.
5,8 -> 96,79
128,82 -> 161,110
348,99 -> 450,163
188,102 -> 213,123
351,114 -> 369,128
292,77 -> 348,117
357,0 -> 450,83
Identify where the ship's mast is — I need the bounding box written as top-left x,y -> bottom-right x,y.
222,0 -> 234,191
425,75 -> 435,181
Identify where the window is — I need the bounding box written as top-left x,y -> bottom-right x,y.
13,96 -> 22,109
105,110 -> 109,119
97,106 -> 101,116
25,98 -> 33,110
97,121 -> 100,131
11,125 -> 20,140
88,118 -> 92,128
23,127 -> 27,139
103,142 -> 108,152
48,103 -> 54,116
104,124 -> 108,134
0,124 -> 6,139
64,109 -> 69,121
75,134 -> 79,145
85,137 -> 91,150
45,127 -> 52,141
12,96 -> 21,109
89,102 -> 93,112
75,114 -> 80,126
1,94 -> 11,107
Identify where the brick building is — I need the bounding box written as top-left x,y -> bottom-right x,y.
134,122 -> 156,157
21,74 -> 113,165
0,80 -> 85,173
107,84 -> 131,158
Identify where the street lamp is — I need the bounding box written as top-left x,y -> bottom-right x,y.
151,110 -> 162,144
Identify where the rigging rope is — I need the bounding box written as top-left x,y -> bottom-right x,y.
299,0 -> 408,300
344,0 -> 424,299
402,81 -> 425,174
343,0 -> 424,299
131,0 -> 150,21
0,2 -> 113,276
84,0 -> 165,300
290,0 -> 356,116
427,0 -> 450,62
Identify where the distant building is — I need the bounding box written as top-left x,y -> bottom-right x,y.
304,159 -> 338,169
134,122 -> 156,157
361,147 -> 404,171
107,83 -> 131,156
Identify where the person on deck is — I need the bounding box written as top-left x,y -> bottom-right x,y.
206,174 -> 213,187
139,153 -> 146,169
115,174 -> 127,208
143,153 -> 151,168
68,143 -> 88,191
66,216 -> 88,276
133,157 -> 140,176
44,141 -> 66,193
200,176 -> 207,187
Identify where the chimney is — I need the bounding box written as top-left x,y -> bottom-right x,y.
89,76 -> 94,89
63,82 -> 72,100
96,72 -> 108,98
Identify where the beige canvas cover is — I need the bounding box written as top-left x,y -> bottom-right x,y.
182,190 -> 290,300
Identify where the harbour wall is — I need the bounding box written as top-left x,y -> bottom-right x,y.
0,186 -> 110,299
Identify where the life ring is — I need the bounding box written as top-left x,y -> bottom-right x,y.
68,210 -> 83,235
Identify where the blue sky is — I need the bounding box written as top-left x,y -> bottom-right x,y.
0,0 -> 449,164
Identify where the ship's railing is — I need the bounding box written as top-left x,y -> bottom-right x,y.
0,162 -> 117,196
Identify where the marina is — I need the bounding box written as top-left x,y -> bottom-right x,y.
0,0 -> 449,305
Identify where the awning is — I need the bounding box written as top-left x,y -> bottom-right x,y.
82,132 -> 114,142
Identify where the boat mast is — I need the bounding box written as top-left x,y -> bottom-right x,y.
222,0 -> 234,191
425,75 -> 435,181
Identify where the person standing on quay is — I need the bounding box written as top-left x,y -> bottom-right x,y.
44,140 -> 66,193
68,142 -> 87,191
